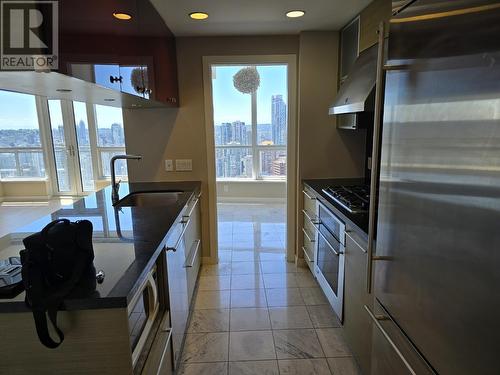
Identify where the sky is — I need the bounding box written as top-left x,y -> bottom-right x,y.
212,65 -> 288,125
0,90 -> 123,131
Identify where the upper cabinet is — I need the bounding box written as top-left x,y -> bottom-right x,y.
58,0 -> 179,107
339,17 -> 360,86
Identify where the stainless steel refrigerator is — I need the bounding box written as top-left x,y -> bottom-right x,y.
366,1 -> 500,374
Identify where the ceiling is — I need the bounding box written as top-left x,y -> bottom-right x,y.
150,0 -> 373,36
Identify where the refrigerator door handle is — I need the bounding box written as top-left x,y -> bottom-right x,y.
365,305 -> 418,375
367,21 -> 387,294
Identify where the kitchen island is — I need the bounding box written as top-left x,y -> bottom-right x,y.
0,181 -> 202,375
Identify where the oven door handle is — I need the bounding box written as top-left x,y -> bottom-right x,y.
317,229 -> 343,256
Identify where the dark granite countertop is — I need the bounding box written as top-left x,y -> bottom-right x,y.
303,178 -> 369,241
0,181 -> 201,313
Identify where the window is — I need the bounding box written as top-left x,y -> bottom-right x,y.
94,104 -> 127,178
212,65 -> 288,180
73,101 -> 95,191
0,91 -> 46,179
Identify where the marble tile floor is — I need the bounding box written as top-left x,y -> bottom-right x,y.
179,203 -> 361,375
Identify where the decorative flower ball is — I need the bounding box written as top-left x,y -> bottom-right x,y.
131,67 -> 150,95
233,66 -> 260,94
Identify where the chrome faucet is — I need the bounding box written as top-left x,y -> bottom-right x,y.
111,154 -> 142,205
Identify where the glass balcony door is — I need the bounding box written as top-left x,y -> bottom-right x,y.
47,100 -> 94,195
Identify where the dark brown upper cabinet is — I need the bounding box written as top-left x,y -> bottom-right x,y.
58,0 -> 179,107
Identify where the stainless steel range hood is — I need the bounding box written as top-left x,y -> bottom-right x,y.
329,43 -> 378,116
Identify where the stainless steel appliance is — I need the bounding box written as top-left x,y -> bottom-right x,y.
329,43 -> 378,130
366,1 -> 500,374
322,185 -> 370,213
315,202 -> 346,321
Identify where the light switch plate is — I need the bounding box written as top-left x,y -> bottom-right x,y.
175,159 -> 192,171
165,159 -> 174,171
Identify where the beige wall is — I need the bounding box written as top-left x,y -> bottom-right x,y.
124,35 -> 300,258
216,181 -> 286,201
0,180 -> 50,199
297,31 -> 366,181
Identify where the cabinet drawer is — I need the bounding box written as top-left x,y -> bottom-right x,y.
183,196 -> 201,260
302,246 -> 315,274
141,313 -> 173,375
186,239 -> 202,306
303,188 -> 318,216
345,230 -> 368,291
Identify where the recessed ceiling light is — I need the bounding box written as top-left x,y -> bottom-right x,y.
104,98 -> 115,102
286,10 -> 305,18
113,12 -> 132,20
189,12 -> 209,20
56,88 -> 72,92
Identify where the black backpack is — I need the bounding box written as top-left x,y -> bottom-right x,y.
20,219 -> 96,349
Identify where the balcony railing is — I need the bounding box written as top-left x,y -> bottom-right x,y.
215,145 -> 286,180
0,147 -> 46,179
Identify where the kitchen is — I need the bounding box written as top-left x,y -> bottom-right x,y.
0,0 -> 499,374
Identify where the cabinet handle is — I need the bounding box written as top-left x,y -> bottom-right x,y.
346,231 -> 367,254
183,198 -> 199,219
185,240 -> 201,268
302,246 -> 313,263
166,218 -> 190,252
302,209 -> 320,225
364,305 -> 417,375
302,227 -> 315,243
367,21 -> 386,294
156,329 -> 172,375
302,189 -> 316,200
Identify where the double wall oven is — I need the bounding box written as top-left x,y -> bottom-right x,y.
315,201 -> 346,322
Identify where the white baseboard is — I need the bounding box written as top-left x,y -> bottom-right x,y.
217,197 -> 286,204
1,195 -> 52,202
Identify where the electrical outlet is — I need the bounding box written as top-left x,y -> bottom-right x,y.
175,159 -> 192,172
165,159 -> 174,171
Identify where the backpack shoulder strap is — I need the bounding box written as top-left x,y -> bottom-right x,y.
32,308 -> 64,349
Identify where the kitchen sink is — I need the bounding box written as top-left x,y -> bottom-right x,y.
116,191 -> 184,207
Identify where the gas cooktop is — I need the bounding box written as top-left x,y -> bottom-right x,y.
322,185 -> 370,214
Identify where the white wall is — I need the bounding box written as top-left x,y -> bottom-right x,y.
216,180 -> 286,202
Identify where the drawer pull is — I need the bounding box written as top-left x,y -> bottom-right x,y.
183,197 -> 200,219
166,218 -> 190,252
302,209 -> 320,225
185,239 -> 201,268
346,231 -> 367,253
302,246 -> 313,263
302,227 -> 315,243
302,189 -> 316,200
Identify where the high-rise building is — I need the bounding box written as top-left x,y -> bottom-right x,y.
221,123 -> 232,144
271,95 -> 287,145
111,123 -> 124,145
272,156 -> 287,176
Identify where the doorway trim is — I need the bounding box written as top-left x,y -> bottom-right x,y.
202,54 -> 298,263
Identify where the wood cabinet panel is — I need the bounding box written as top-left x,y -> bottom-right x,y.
0,308 -> 132,374
343,228 -> 374,375
359,0 -> 392,52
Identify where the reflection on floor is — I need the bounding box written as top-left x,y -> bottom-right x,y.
179,202 -> 361,375
0,197 -> 75,238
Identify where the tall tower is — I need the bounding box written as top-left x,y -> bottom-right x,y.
271,95 -> 287,145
